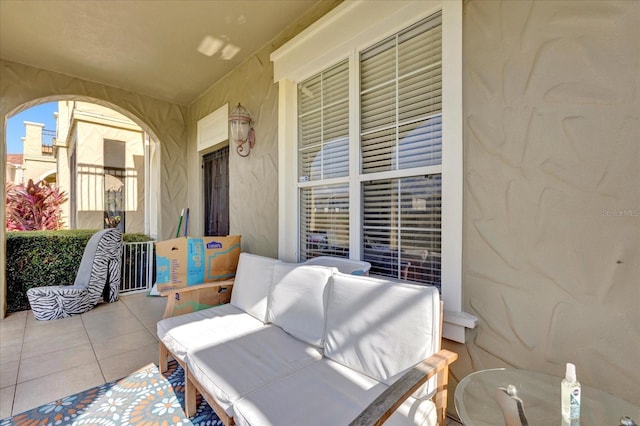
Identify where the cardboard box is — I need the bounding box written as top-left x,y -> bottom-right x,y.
161,281 -> 234,318
156,235 -> 241,291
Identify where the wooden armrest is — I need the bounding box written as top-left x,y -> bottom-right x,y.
349,349 -> 458,426
161,279 -> 235,318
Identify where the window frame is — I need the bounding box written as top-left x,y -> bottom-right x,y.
272,0 -> 474,342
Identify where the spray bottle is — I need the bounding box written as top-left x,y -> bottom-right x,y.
561,363 -> 581,421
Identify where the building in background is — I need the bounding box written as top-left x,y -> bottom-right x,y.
5,154 -> 24,184
55,101 -> 146,233
6,122 -> 57,185
6,102 -> 155,235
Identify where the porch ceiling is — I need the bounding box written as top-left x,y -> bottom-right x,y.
0,0 -> 321,105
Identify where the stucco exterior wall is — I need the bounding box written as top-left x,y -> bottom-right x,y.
21,156 -> 56,184
21,122 -> 56,183
451,0 -> 639,404
186,0 -> 341,257
5,164 -> 23,184
22,122 -> 45,158
73,115 -> 145,233
186,46 -> 278,257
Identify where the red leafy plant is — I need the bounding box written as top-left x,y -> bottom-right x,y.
5,179 -> 68,231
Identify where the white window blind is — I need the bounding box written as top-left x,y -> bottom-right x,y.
299,184 -> 350,260
360,12 -> 443,286
298,60 -> 350,260
296,12 -> 445,285
360,13 -> 442,174
298,60 -> 349,182
362,176 -> 442,285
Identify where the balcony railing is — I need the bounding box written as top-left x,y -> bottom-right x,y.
41,129 -> 56,155
121,241 -> 155,293
41,144 -> 54,155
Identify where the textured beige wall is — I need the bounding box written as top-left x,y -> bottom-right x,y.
450,0 -> 640,405
186,0 -> 342,257
186,46 -> 279,257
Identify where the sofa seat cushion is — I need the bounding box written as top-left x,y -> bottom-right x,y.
157,303 -> 264,362
325,273 -> 440,392
187,325 -> 323,417
232,358 -> 437,426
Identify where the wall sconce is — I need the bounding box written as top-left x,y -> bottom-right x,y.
229,103 -> 255,157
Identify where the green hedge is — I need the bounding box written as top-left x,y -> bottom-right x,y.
6,230 -> 153,313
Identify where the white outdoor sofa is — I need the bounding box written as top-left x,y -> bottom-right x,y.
157,253 -> 457,426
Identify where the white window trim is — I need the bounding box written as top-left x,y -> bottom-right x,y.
271,0 -> 476,343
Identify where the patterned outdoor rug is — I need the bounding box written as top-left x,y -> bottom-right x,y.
0,360 -> 222,426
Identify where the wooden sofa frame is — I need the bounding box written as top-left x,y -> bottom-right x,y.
159,280 -> 458,426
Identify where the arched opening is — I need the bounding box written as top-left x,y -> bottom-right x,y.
5,96 -> 161,236
38,170 -> 57,185
2,95 -> 163,317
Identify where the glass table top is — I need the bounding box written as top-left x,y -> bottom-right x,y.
454,368 -> 639,426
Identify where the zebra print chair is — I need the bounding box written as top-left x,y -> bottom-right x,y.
27,229 -> 123,321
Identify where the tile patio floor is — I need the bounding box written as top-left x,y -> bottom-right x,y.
0,292 -> 166,418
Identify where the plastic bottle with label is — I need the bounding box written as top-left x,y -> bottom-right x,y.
561,363 -> 581,421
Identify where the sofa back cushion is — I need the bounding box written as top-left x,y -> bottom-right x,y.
230,253 -> 278,322
271,261 -> 299,285
303,256 -> 371,276
267,264 -> 334,348
325,273 -> 440,387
